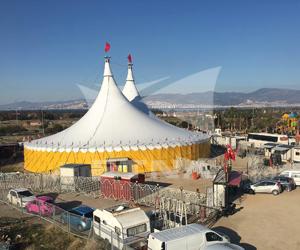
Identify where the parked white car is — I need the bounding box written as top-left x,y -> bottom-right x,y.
147,224 -> 244,250
250,180 -> 282,195
7,188 -> 35,207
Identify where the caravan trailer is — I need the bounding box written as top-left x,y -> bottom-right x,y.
93,204 -> 150,249
292,147 -> 300,163
147,224 -> 244,250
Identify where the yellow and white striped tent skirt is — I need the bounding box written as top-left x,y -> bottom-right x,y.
24,140 -> 211,176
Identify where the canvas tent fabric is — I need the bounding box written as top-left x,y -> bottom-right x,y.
122,63 -> 140,102
122,63 -> 154,116
24,57 -> 210,174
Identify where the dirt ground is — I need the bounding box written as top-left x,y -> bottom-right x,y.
0,202 -> 29,219
146,174 -> 213,192
57,193 -> 120,210
213,188 -> 300,250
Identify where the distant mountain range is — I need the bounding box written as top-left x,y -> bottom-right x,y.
0,100 -> 88,110
143,88 -> 300,108
144,88 -> 300,107
1,88 -> 300,110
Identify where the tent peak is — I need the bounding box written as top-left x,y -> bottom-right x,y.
103,57 -> 112,77
126,63 -> 134,81
123,62 -> 140,101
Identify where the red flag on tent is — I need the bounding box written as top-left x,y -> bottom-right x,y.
128,54 -> 132,63
104,42 -> 111,52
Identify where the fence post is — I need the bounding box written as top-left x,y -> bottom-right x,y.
52,204 -> 55,222
180,186 -> 184,201
20,196 -> 23,213
118,231 -> 120,250
68,212 -> 71,238
40,174 -> 43,192
3,174 -> 6,190
110,230 -> 114,250
98,220 -> 101,239
38,199 -> 42,219
157,183 -> 160,194
58,175 -> 61,194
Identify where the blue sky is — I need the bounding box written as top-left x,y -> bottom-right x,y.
0,0 -> 299,104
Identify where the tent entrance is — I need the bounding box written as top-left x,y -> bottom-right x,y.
106,158 -> 132,173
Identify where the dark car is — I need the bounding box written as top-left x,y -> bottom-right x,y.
272,176 -> 296,191
61,205 -> 94,231
240,179 -> 253,194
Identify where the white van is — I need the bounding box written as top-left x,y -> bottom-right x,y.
280,169 -> 300,186
147,224 -> 244,250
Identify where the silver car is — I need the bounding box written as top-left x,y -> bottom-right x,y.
250,180 -> 282,195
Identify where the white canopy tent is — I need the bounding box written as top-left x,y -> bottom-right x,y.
24,57 -> 210,174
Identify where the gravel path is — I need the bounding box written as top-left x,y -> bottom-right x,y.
213,188 -> 300,250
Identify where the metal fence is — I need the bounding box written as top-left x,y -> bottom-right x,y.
0,189 -> 143,250
0,173 -> 101,196
0,173 -> 211,207
0,188 -> 92,239
0,173 -> 219,236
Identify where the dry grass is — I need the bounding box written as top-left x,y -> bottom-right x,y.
82,238 -> 111,250
0,162 -> 24,173
0,217 -> 87,250
0,216 -> 112,250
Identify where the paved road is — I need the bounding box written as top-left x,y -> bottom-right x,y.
213,188 -> 300,250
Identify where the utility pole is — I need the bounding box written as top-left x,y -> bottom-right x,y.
251,108 -> 254,128
15,109 -> 19,126
41,109 -> 45,136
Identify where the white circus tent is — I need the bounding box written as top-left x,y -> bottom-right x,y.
24,57 -> 210,174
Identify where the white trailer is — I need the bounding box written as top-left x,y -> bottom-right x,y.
93,204 -> 150,249
292,147 -> 300,162
148,224 -> 244,250
271,145 -> 294,162
263,143 -> 277,158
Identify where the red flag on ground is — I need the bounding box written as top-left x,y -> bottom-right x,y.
128,54 -> 132,63
226,144 -> 236,161
104,42 -> 111,52
224,152 -> 229,161
224,162 -> 228,173
269,157 -> 273,167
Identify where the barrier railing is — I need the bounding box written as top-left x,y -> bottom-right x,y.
0,189 -> 141,249
0,173 -> 218,232
0,173 -> 211,207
